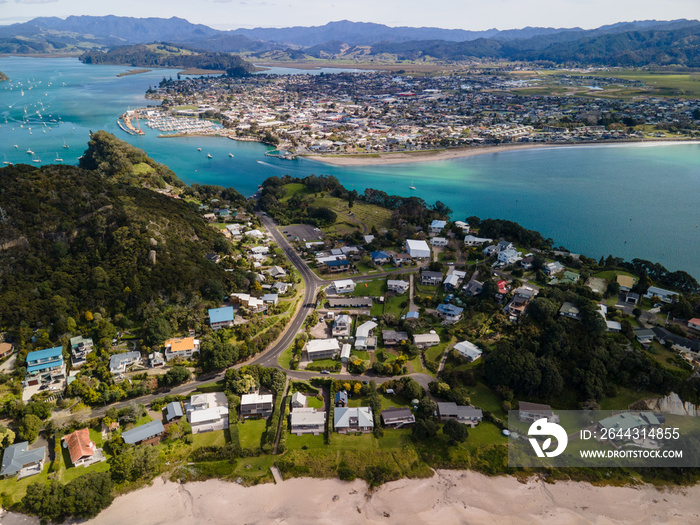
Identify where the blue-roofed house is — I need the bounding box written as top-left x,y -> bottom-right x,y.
24,346 -> 65,388
122,420 -> 165,445
370,251 -> 390,265
208,306 -> 235,330
326,259 -> 350,273
405,311 -> 420,320
436,303 -> 464,323
334,390 -> 348,407
429,219 -> 447,234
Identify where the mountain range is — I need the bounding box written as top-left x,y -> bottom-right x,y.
1,16 -> 699,67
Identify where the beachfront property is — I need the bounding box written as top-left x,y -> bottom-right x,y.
334,406 -> 374,434
333,279 -> 356,294
436,303 -> 464,323
498,248 -> 522,266
559,302 -> 581,320
597,412 -> 662,440
464,234 -> 493,247
429,220 -> 447,234
208,306 -> 235,330
290,408 -> 326,436
332,314 -> 352,338
305,338 -> 341,360
387,279 -> 409,294
454,221 -> 470,233
617,275 -> 635,292
413,332 -> 440,349
453,341 -> 483,362
430,237 -> 448,247
69,335 -> 93,368
437,402 -> 483,427
291,392 -> 306,408
405,239 -> 431,259
644,286 -> 679,304
355,321 -> 378,350
381,407 -> 416,428
0,442 -> 46,479
420,270 -> 443,286
61,428 -> 104,468
518,401 -> 559,423
186,392 -> 229,432
122,420 -> 166,446
544,261 -> 565,276
164,336 -> 200,361
23,346 -> 65,388
109,351 -> 141,375
240,392 -> 273,419
164,401 -> 185,422
327,297 -> 373,309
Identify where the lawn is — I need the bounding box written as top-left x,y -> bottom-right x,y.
0,464 -> 51,503
277,343 -> 295,369
424,343 -> 448,368
350,350 -> 370,361
457,421 -> 507,453
467,382 -> 506,418
353,278 -> 386,297
310,195 -> 392,233
281,183 -> 308,203
306,395 -> 324,409
348,393 -> 411,410
599,386 -> 657,410
407,355 -> 431,375
238,419 -> 267,449
644,342 -> 692,376
192,429 -> 228,448
592,270 -> 636,281
384,294 -> 409,318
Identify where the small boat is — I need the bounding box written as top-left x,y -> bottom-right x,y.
13,145 -> 18,148
197,148 -> 202,151
228,153 -> 234,158
207,153 -> 212,159
2,162 -> 12,166
409,180 -> 416,190
32,158 -> 41,163
55,153 -> 63,162
26,149 -> 34,155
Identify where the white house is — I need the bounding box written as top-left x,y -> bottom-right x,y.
239,392 -> 273,418
109,351 -> 141,375
498,248 -> 522,265
333,279 -> 356,294
644,286 -> 679,304
355,321 -> 378,350
186,392 -> 229,434
306,338 -> 341,360
340,344 -> 352,363
430,237 -> 448,247
164,336 -> 200,362
332,314 -> 352,338
405,239 -> 431,258
454,221 -> 470,233
244,229 -> 265,239
387,280 -> 409,294
464,234 -> 493,246
544,261 -> 565,276
413,332 -> 440,348
290,408 -> 326,436
454,341 -> 482,362
429,220 -> 447,234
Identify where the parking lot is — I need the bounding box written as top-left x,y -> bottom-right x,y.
281,224 -> 324,242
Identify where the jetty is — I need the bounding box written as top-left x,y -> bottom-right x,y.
119,111 -> 145,136
264,149 -> 296,160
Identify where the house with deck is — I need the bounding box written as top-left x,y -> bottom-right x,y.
381,407 -> 415,428
208,307 -> 235,331
290,408 -> 326,436
69,336 -> 93,368
306,338 -> 341,360
518,401 -> 559,423
355,321 -> 378,350
187,392 -> 229,431
122,420 -> 165,446
420,271 -> 443,286
332,314 -> 352,338
164,336 -> 200,362
0,442 -> 45,479
437,403 -> 483,426
413,333 -> 440,349
109,351 -> 141,375
334,407 -> 374,433
62,428 -> 104,468
333,279 -> 356,294
387,279 -> 409,294
240,392 -> 273,419
436,303 -> 464,323
24,346 -> 65,388
454,341 -> 482,362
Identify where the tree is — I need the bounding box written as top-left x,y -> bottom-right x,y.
412,418 -> 439,440
443,419 -> 469,444
61,472 -> 114,518
143,316 -> 171,347
17,414 -> 42,443
0,425 -> 15,448
159,366 -> 191,388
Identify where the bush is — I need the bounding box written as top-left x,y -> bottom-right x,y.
338,466 -> 356,481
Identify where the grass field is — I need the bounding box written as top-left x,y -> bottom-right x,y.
424,342 -> 448,368
277,343 -> 295,369
353,278 -> 386,297
348,393 -> 411,410
384,294 -> 409,318
238,419 -> 267,449
192,429 -> 228,448
599,386 -> 657,410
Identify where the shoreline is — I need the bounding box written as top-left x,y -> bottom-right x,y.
3,470 -> 700,524
304,139 -> 700,166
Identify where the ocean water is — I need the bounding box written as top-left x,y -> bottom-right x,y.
1,57 -> 699,278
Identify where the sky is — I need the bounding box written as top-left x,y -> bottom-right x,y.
1,0 -> 699,30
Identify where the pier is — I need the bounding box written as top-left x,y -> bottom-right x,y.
264,149 -> 296,160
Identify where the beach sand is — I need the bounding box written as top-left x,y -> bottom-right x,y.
4,470 -> 699,525
304,140 -> 700,167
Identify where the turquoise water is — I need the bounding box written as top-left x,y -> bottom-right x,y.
1,57 -> 699,278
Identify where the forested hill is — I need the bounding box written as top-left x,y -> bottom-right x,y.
0,71 -> 8,81
79,44 -> 254,76
0,132 -> 247,332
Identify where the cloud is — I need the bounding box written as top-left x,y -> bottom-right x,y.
15,0 -> 59,4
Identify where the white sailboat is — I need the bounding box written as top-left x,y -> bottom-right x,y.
228,153 -> 234,158
55,153 -> 63,162
409,180 -> 416,190
207,153 -> 212,159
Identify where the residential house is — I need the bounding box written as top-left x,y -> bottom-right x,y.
497,241 -> 514,252
109,351 -> 141,375
291,392 -> 306,408
381,407 -> 415,428
230,293 -> 267,313
244,229 -> 264,239
387,279 -> 409,294
405,311 -> 420,321
208,307 -> 235,330
267,266 -> 287,279
355,321 -> 378,350
617,275 -> 635,292
164,401 -> 184,422
496,280 -> 509,296
606,320 -> 622,332
437,402 -> 483,427
420,271 -> 443,286
290,408 -> 326,436
334,390 -> 348,407
498,248 -> 521,266
506,287 -> 538,319
62,428 -> 102,468
392,252 -> 412,266
187,392 -> 230,431
164,336 -> 200,362
443,273 -> 461,291
464,280 -> 483,297
240,392 -> 273,419
262,293 -> 279,306
370,251 -> 390,265
429,219 -> 447,234
644,286 -> 679,304
340,344 -> 351,363
405,239 -> 431,258
0,442 -> 45,479
544,261 -> 565,276
327,297 -> 372,309
334,407 -> 374,433
454,221 -> 470,233
634,328 -> 655,345
464,234 -> 493,247
333,279 -> 356,294
454,341 -> 482,362
24,346 -> 65,387
382,330 -> 409,346
652,327 -> 700,354
273,282 -> 290,295
69,336 -> 93,368
559,302 -> 580,319
326,259 -> 351,273
148,352 -> 165,368
363,235 -> 375,244
518,401 -> 559,423
598,412 -> 661,440
436,303 -> 464,323
413,333 -> 440,349
0,342 -> 12,359
332,314 -> 352,338
520,254 -> 535,270
306,338 -> 341,360
625,292 -> 640,304
430,237 -> 448,247
122,420 -> 165,445
689,318 -> 700,332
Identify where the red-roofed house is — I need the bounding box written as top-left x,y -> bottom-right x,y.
689,319 -> 700,332
497,280 -> 509,295
61,428 -> 103,468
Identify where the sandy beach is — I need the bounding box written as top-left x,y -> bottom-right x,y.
3,470 -> 699,525
305,140 -> 700,167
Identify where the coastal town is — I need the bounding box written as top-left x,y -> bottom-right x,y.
132,69 -> 700,156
